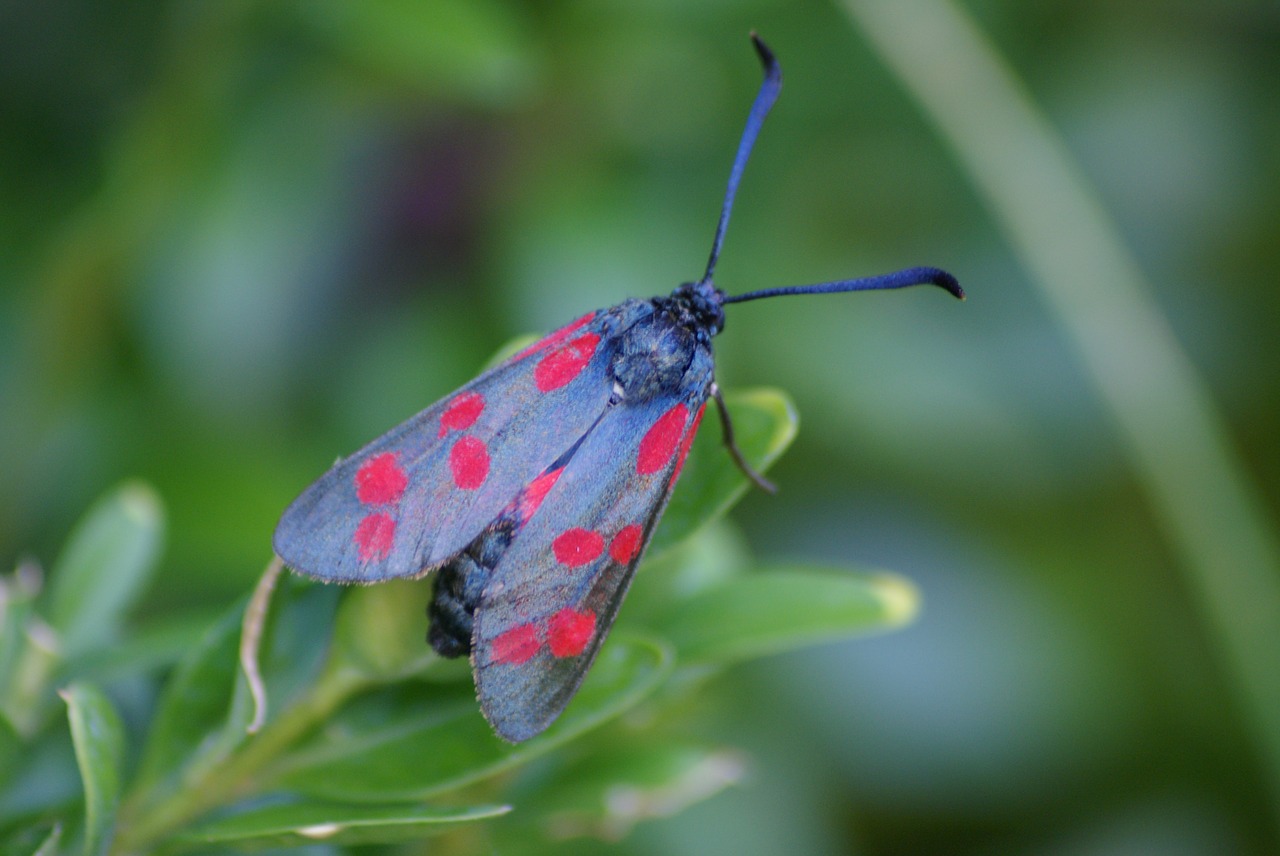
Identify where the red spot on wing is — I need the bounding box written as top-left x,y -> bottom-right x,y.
609,524 -> 643,565
438,392 -> 485,437
548,608 -> 596,658
491,623 -> 542,665
449,436 -> 490,490
354,453 -> 407,505
353,512 -> 396,561
516,312 -> 595,361
671,403 -> 706,482
535,333 -> 601,392
552,528 -> 605,567
637,402 -> 689,474
518,467 -> 564,522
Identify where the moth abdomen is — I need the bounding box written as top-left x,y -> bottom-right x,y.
427,520 -> 515,657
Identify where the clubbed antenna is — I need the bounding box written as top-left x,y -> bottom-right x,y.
702,36 -> 962,305
723,267 -> 965,304
701,33 -> 781,286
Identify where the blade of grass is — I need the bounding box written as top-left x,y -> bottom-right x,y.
839,0 -> 1280,824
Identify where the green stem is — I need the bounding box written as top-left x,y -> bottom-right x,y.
111,663 -> 368,855
840,0 -> 1280,829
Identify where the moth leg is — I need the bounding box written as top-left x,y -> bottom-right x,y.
711,383 -> 776,494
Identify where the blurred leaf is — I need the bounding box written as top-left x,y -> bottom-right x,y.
61,609 -> 222,684
0,716 -> 18,794
484,334 -> 539,370
0,822 -> 62,856
648,389 -> 797,556
61,684 -> 124,856
131,578 -> 340,803
249,576 -> 342,718
330,578 -> 436,680
621,522 -> 751,624
0,563 -> 56,737
130,606 -> 243,801
301,0 -> 537,104
44,482 -> 164,661
275,636 -> 673,801
657,565 -> 920,665
0,565 -> 39,716
175,800 -> 510,851
524,742 -> 747,842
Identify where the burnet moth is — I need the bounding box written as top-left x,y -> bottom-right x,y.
274,34 -> 963,743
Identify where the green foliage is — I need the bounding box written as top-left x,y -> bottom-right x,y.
0,387 -> 918,854
62,685 -> 125,856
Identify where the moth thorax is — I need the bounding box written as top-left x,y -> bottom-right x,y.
611,319 -> 698,401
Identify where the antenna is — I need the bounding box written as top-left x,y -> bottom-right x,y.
723,266 -> 965,303
701,33 -> 781,286
704,36 -> 963,306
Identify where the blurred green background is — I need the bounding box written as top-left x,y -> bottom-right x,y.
3,0 -> 1278,853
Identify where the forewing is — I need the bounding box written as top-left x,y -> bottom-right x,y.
472,352 -> 713,742
274,311 -> 622,582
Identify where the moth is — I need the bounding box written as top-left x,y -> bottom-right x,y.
274,34 -> 962,742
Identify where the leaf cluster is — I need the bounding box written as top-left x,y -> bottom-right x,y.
0,388 -> 918,854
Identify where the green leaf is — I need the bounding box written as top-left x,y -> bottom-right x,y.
301,0 -> 537,105
61,684 -> 124,856
520,742 -> 747,841
621,522 -> 751,624
274,635 -> 673,801
329,578 -> 437,680
656,565 -> 920,665
61,608 -> 222,684
175,801 -> 510,851
249,577 -> 342,714
130,605 -> 244,800
132,578 -> 340,803
0,563 -> 56,737
648,388 -> 797,556
0,565 -> 38,713
0,715 -> 19,793
44,482 -> 164,661
0,821 -> 63,856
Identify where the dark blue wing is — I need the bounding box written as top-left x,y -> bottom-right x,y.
471,348 -> 714,742
274,307 -> 644,582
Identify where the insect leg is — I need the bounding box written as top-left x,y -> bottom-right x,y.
711,383 -> 776,493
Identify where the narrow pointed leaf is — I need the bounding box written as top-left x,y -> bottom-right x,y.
45,482 -> 164,660
522,743 -> 747,841
62,684 -> 125,856
657,565 -> 920,664
175,801 -> 510,851
130,604 -> 244,798
0,822 -> 63,856
274,636 -> 673,801
330,578 -> 437,680
132,578 -> 339,802
649,388 -> 797,555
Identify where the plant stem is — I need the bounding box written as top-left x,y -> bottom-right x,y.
111,662 -> 368,855
839,0 -> 1280,829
